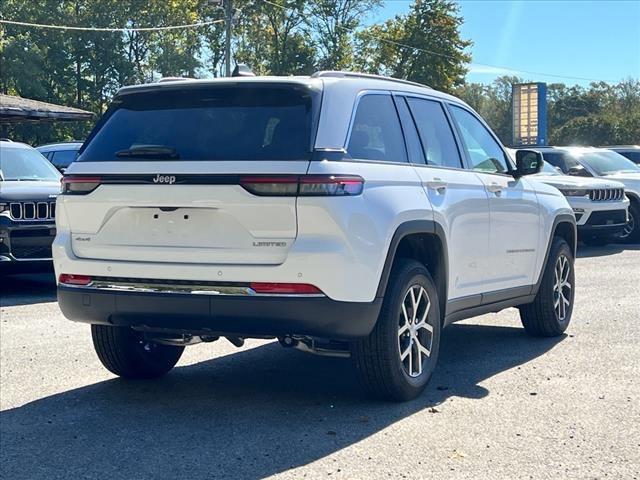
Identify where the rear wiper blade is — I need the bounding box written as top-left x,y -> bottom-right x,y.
115,146 -> 180,159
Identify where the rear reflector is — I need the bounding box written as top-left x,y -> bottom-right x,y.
240,175 -> 363,197
249,282 -> 323,295
62,176 -> 102,194
58,274 -> 92,286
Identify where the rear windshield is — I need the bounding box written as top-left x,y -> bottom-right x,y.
79,85 -> 317,162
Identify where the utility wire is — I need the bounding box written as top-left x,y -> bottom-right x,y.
0,18 -> 225,32
259,0 -> 615,83
0,3 -> 620,83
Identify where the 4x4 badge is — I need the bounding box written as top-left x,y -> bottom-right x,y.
152,174 -> 176,184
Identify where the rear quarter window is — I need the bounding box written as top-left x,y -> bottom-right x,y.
346,94 -> 407,163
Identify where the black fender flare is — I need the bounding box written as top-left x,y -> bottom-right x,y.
625,191 -> 640,205
375,220 -> 449,304
532,213 -> 576,295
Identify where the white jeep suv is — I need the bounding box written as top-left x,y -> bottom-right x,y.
54,72 -> 577,401
508,150 -> 628,246
533,146 -> 640,243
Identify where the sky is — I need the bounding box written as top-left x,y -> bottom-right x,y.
372,0 -> 640,86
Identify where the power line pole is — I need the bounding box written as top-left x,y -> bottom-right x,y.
224,0 -> 232,77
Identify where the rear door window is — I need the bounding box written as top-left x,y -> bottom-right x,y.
395,97 -> 426,165
407,98 -> 462,169
347,94 -> 407,163
79,85 -> 317,162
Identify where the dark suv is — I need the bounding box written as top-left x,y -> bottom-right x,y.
0,140 -> 61,271
37,141 -> 83,173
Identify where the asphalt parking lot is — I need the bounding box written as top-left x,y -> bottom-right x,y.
1,245 -> 639,480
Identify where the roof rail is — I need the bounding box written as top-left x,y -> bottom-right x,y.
0,138 -> 13,142
157,77 -> 192,83
311,71 -> 431,89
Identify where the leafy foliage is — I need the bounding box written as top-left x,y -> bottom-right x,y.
456,77 -> 640,146
355,0 -> 471,92
1,0 -> 636,147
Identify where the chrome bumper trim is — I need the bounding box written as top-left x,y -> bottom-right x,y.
60,280 -> 326,298
0,255 -> 53,262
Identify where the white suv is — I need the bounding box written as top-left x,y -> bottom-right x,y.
54,72 -> 577,401
508,150 -> 628,246
534,146 -> 640,243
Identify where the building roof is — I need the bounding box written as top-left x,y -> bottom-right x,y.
0,94 -> 94,124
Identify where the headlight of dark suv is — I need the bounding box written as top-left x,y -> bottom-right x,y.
559,188 -> 588,197
0,202 -> 9,214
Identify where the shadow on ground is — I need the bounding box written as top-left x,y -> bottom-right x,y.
576,242 -> 639,258
0,272 -> 56,307
1,323 -> 565,480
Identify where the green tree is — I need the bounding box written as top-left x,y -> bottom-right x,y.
307,0 -> 381,70
355,0 -> 471,92
234,0 -> 316,76
455,76 -> 522,144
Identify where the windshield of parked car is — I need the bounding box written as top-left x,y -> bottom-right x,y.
575,150 -> 640,175
79,85 -> 317,162
0,146 -> 61,181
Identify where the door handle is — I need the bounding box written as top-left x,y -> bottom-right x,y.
426,178 -> 447,193
486,182 -> 504,195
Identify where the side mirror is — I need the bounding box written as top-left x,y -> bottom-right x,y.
514,150 -> 543,177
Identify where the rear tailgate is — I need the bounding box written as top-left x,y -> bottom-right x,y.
62,82 -> 320,265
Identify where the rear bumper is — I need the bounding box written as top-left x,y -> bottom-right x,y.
57,286 -> 382,339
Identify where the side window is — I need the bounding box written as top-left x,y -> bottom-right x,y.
407,98 -> 463,169
347,94 -> 407,163
449,105 -> 509,174
51,150 -> 78,168
394,97 -> 426,165
541,152 -> 567,172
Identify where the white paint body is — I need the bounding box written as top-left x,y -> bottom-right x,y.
53,76 -> 573,304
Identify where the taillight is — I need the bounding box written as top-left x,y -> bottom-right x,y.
239,175 -> 363,197
249,282 -> 323,295
58,274 -> 92,286
239,176 -> 299,196
62,176 -> 102,194
299,175 -> 364,196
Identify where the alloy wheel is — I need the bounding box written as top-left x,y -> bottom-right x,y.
398,285 -> 434,378
553,254 -> 572,321
619,210 -> 635,239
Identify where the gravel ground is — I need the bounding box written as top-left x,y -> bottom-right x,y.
1,245 -> 639,480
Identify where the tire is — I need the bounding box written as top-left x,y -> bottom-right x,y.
91,325 -> 184,379
352,259 -> 441,402
519,237 -> 575,337
618,201 -> 639,244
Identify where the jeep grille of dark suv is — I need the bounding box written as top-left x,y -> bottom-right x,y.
9,202 -> 56,221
